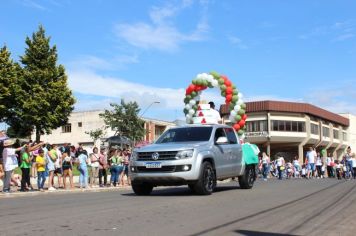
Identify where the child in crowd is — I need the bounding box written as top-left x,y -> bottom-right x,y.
301,165 -> 306,178
335,160 -> 343,180
36,149 -> 47,191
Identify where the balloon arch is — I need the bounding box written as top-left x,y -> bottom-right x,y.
183,72 -> 247,136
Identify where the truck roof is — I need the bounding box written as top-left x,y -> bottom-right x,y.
176,124 -> 232,129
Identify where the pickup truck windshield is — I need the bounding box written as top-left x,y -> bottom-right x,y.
156,127 -> 213,144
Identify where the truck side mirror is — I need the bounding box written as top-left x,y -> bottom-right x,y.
216,137 -> 229,145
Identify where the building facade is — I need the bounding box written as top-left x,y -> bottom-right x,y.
220,101 -> 350,162
32,110 -> 176,148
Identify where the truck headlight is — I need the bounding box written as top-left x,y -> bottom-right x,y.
131,151 -> 138,161
176,149 -> 194,159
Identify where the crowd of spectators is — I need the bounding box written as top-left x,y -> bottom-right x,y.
258,146 -> 356,181
0,138 -> 131,194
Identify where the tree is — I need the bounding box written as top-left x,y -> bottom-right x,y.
99,99 -> 145,145
85,128 -> 106,146
0,46 -> 20,122
17,25 -> 75,142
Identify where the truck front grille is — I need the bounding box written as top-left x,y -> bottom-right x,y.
136,166 -> 176,173
137,151 -> 178,161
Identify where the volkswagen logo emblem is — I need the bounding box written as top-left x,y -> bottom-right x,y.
152,152 -> 159,160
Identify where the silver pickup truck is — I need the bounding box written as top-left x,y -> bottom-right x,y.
129,124 -> 256,195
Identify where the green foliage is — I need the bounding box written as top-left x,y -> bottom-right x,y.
0,46 -> 21,122
99,99 -> 145,145
16,25 -> 75,141
85,128 -> 106,144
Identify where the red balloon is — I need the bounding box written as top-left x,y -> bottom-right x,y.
221,75 -> 228,81
225,87 -> 233,94
224,80 -> 232,87
242,114 -> 247,120
239,120 -> 246,128
226,94 -> 232,102
195,85 -> 202,91
233,123 -> 241,131
189,84 -> 196,91
186,88 -> 191,95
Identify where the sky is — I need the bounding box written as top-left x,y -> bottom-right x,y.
1,0 -> 356,123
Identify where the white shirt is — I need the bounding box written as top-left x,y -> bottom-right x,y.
210,109 -> 222,124
306,151 -> 316,164
2,148 -> 18,171
301,168 -> 306,175
277,157 -> 284,167
352,158 -> 356,168
293,160 -> 300,166
326,157 -> 332,166
316,157 -> 322,166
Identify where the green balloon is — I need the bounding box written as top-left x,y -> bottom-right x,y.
186,95 -> 192,100
202,80 -> 208,87
233,90 -> 238,95
208,83 -> 214,88
210,71 -> 220,79
232,95 -> 238,102
238,109 -> 246,115
238,130 -> 244,135
235,115 -> 242,121
220,85 -> 227,91
184,108 -> 188,114
193,104 -> 198,110
229,103 -> 235,110
191,91 -> 197,97
221,91 -> 226,97
192,79 -> 197,85
184,97 -> 190,103
218,78 -> 225,85
232,85 -> 237,89
241,103 -> 246,109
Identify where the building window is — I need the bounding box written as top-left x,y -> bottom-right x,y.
271,120 -> 305,132
343,132 -> 347,141
78,122 -> 82,127
322,127 -> 330,138
311,124 -> 319,135
62,124 -> 71,133
246,120 -> 267,132
333,129 -> 339,139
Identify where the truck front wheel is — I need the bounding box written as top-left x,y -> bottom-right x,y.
238,165 -> 255,189
132,182 -> 153,195
192,161 -> 216,195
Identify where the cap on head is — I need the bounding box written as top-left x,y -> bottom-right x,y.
3,139 -> 16,147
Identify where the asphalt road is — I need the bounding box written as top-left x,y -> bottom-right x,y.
1,178 -> 356,236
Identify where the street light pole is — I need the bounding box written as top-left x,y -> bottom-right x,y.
140,101 -> 160,118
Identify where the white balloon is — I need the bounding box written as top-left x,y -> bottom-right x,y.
197,73 -> 204,79
202,73 -> 209,79
194,95 -> 201,101
236,99 -> 244,105
185,104 -> 192,110
198,91 -> 202,95
189,99 -> 196,106
189,109 -> 195,115
230,110 -> 237,117
212,80 -> 219,87
229,115 -> 235,121
238,93 -> 244,99
186,114 -> 192,119
234,105 -> 241,111
208,74 -> 214,81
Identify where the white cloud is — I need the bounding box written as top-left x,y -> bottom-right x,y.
334,33 -> 355,42
22,0 -> 47,10
114,0 -> 209,51
228,36 -> 248,49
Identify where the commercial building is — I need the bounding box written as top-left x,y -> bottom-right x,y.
33,110 -> 176,148
220,101 -> 350,162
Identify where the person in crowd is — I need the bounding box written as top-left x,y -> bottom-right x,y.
276,156 -> 285,180
36,149 -> 47,191
326,153 -> 335,178
344,146 -> 354,179
62,152 -> 74,189
315,152 -> 323,178
286,162 -> 293,179
30,143 -> 38,178
109,149 -> 123,187
260,152 -> 270,181
89,147 -> 100,188
53,144 -> 63,189
46,144 -> 58,191
2,139 -> 25,193
77,147 -> 89,189
352,153 -> 356,179
306,147 -> 316,179
20,142 -> 43,191
120,149 -> 131,186
98,148 -> 108,187
301,164 -> 306,178
335,160 -> 343,180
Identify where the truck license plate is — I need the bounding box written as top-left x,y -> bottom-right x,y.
145,162 -> 162,168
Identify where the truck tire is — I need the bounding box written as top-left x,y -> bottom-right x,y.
192,161 -> 216,195
132,183 -> 153,195
238,165 -> 255,189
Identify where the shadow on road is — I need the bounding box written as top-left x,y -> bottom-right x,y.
234,230 -> 298,236
121,185 -> 240,197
